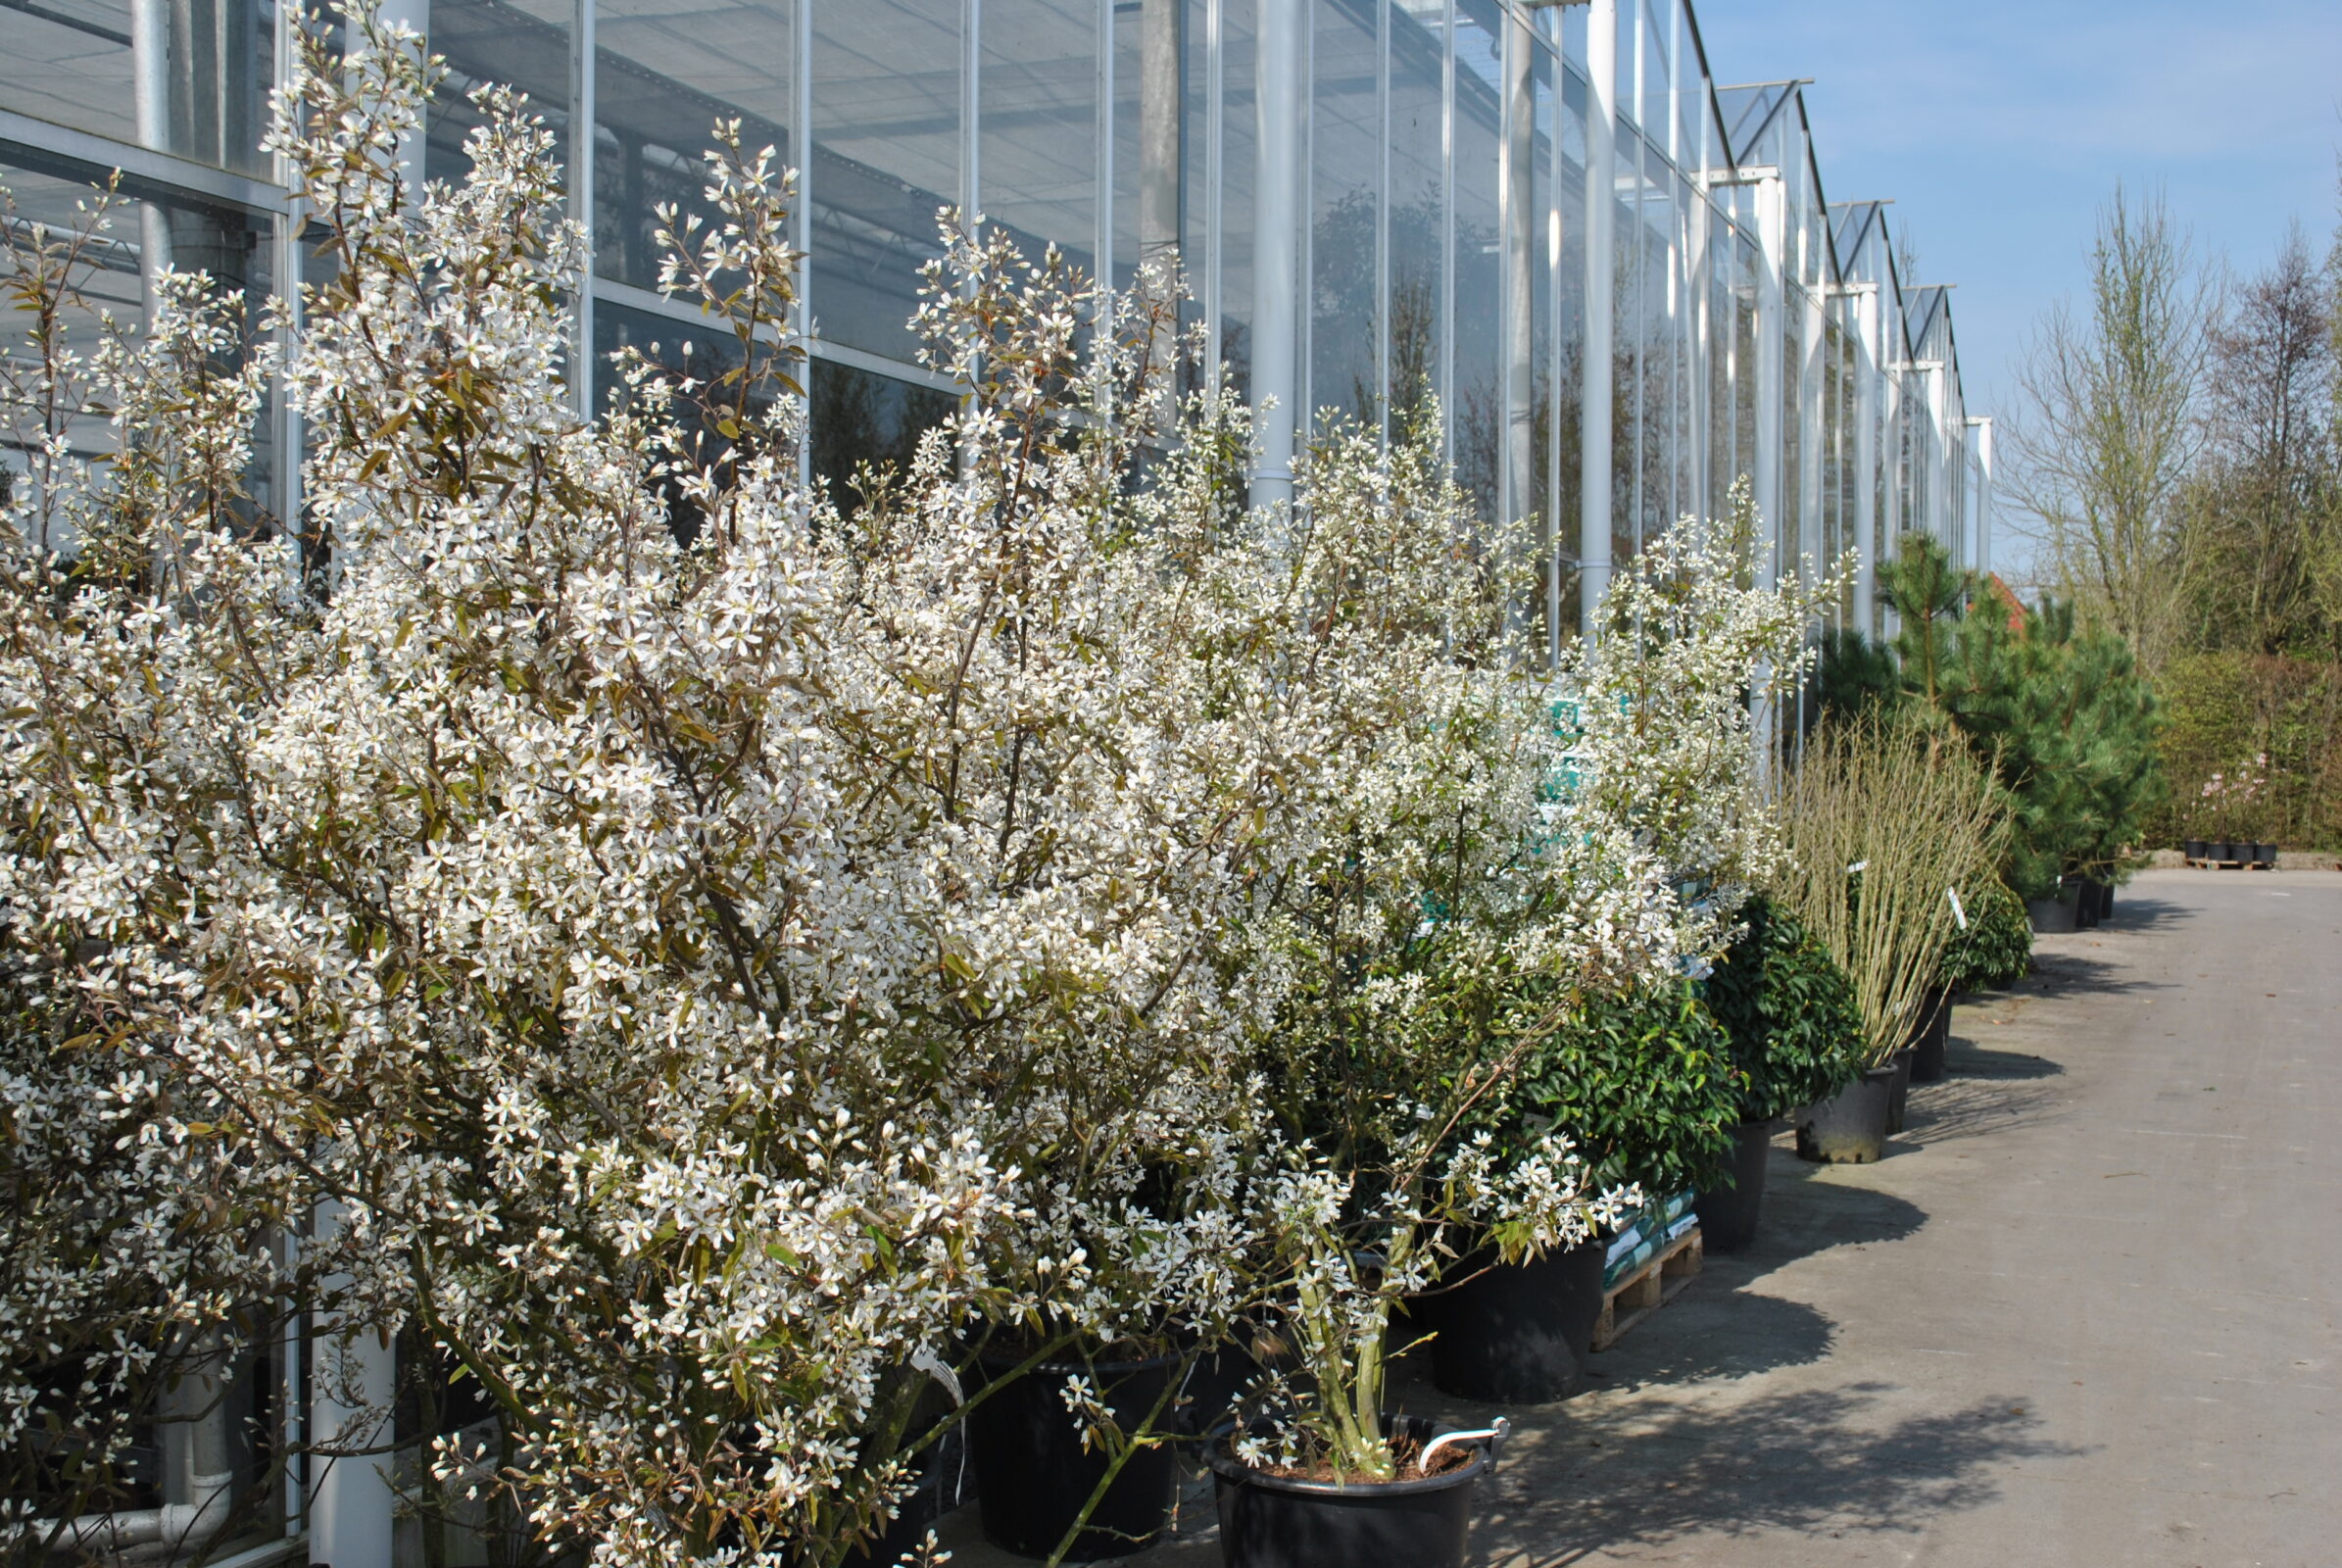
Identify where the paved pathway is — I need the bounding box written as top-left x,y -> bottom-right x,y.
939,868 -> 2342,1566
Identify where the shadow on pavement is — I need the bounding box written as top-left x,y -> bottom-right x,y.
1757,1152 -> 1929,1262
2016,952 -> 2160,1000
2089,895 -> 2190,933
1470,1381 -> 2089,1565
1941,1040 -> 2065,1079
1583,1285 -> 1837,1393
1899,1070 -> 2071,1146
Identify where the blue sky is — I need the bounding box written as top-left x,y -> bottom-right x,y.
1689,0 -> 2342,574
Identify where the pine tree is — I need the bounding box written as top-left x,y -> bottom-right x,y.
1807,534 -> 2165,901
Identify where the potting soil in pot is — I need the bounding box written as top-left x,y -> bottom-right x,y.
1212,1414 -> 1495,1568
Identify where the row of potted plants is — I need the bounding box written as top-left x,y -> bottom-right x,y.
2183,838 -> 2280,867
0,19 -> 1862,1568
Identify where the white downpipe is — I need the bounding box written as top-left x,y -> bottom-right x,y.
3,1348 -> 237,1558
1851,283 -> 1878,638
309,1201 -> 397,1568
1577,0 -> 1616,643
1250,0 -> 1303,511
0,1480 -> 236,1557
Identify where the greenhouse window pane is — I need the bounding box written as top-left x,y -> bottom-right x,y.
594,0 -> 794,294
428,0 -> 572,190
984,0 -> 1097,280
809,0 -> 959,361
0,0 -> 272,175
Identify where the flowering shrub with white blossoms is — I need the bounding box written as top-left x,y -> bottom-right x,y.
0,4 -> 1862,1556
1212,474 -> 1851,1483
1553,480 -> 1853,957
0,12 -> 1295,1565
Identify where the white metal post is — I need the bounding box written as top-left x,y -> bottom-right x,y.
1850,281 -> 1878,637
1927,359 -> 1951,564
1751,169 -> 1783,578
1578,0 -> 1616,640
1796,264 -> 1824,594
1879,354 -> 1903,635
1249,0 -> 1303,509
1684,172 -> 1710,526
1971,415 -> 1994,580
570,0 -> 595,418
1502,2 -> 1534,538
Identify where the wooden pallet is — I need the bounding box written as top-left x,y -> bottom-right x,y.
1591,1227 -> 1702,1351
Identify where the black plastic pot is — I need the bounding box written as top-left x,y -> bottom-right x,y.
1796,1065 -> 1895,1163
2026,895 -> 2077,934
2214,840 -> 2239,864
2066,878 -> 2098,929
2256,842 -> 2279,868
1693,1119 -> 1775,1254
1884,1046 -> 1916,1135
1423,1234 -> 1607,1403
1909,988 -> 1951,1083
844,1429 -> 969,1566
1211,1414 -> 1497,1568
968,1348 -> 1179,1559
2184,838 -> 2207,861
1176,1337 -> 1261,1441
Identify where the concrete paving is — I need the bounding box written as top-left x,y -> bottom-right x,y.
933,867 -> 2342,1566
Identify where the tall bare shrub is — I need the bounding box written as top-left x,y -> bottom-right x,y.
1770,712 -> 2006,1066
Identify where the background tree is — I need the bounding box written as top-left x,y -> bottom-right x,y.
2007,186 -> 2214,672
2178,225 -> 2339,658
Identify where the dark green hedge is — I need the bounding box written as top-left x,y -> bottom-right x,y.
1701,895 -> 1867,1123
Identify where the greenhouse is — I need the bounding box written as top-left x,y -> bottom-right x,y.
0,0 -> 1988,656
0,3 -> 2013,1567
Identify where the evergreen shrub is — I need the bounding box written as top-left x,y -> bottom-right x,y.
1940,878 -> 2032,992
1702,895 -> 1867,1123
1482,982 -> 1739,1197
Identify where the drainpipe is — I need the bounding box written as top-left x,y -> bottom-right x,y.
0,1348 -> 236,1557
308,1200 -> 397,1568
1250,0 -> 1303,512
131,0 -> 173,311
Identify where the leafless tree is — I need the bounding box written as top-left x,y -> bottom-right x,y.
2006,186 -> 2216,670
2181,224 -> 2339,655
